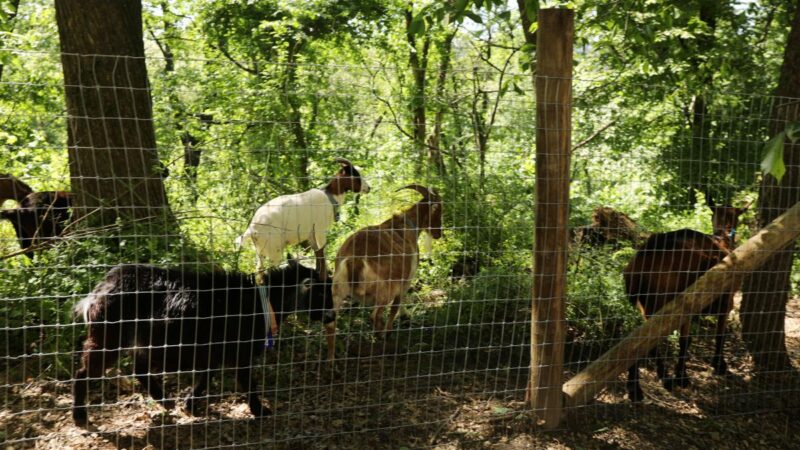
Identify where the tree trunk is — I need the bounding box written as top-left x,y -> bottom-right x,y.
284,44 -> 311,190
691,0 -> 716,195
406,9 -> 430,168
55,0 -> 173,229
516,0 -> 538,47
740,2 -> 800,374
427,31 -> 454,176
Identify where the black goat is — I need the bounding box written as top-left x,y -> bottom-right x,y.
1,191 -> 71,258
72,260 -> 333,427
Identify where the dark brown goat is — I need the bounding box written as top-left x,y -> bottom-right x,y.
0,173 -> 34,203
72,260 -> 334,427
623,199 -> 747,401
327,184 -> 443,361
1,191 -> 71,258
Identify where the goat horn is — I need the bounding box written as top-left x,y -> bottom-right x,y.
334,157 -> 353,167
397,184 -> 439,202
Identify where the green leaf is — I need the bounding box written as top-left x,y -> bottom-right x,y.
409,13 -> 426,36
466,11 -> 483,24
492,406 -> 512,415
454,0 -> 469,14
761,132 -> 786,182
497,10 -> 511,21
786,122 -> 800,143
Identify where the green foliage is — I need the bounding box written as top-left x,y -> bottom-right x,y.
567,245 -> 640,346
762,122 -> 800,182
0,0 -> 794,378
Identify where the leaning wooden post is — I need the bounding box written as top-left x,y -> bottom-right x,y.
530,8 -> 573,429
562,201 -> 800,406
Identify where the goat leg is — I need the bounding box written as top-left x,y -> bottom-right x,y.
184,371 -> 211,416
314,247 -> 327,281
384,296 -> 403,333
235,366 -> 271,418
666,322 -> 692,390
325,321 -> 336,362
133,353 -> 171,408
627,362 -> 644,402
711,312 -> 729,375
73,343 -> 120,427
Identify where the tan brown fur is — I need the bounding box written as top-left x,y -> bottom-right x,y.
326,185 -> 442,361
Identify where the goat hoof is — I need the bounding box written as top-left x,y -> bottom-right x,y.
664,376 -> 690,391
628,387 -> 644,403
184,398 -> 205,416
73,410 -> 89,428
712,360 -> 728,376
251,405 -> 273,418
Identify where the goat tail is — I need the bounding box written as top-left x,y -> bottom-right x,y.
73,293 -> 100,323
74,277 -> 116,323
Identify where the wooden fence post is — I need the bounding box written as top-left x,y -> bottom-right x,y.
562,201 -> 800,406
530,7 -> 573,429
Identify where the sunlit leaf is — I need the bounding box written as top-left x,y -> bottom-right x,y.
761,132 -> 786,182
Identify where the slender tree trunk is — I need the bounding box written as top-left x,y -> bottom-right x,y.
517,0 -> 538,48
691,0 -> 716,195
406,9 -> 430,168
740,2 -> 800,374
55,0 -> 174,228
284,44 -> 311,190
427,31 -> 455,176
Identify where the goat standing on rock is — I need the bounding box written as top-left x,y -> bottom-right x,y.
72,260 -> 333,427
236,158 -> 369,281
326,184 -> 443,361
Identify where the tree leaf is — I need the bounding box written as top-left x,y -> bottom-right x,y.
409,13 -> 426,36
761,132 -> 786,182
453,0 -> 469,15
786,122 -> 800,143
466,11 -> 482,24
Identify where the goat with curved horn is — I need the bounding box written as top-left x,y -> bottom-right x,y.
326,184 -> 443,361
397,183 -> 439,201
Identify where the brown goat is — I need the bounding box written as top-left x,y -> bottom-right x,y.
0,173 -> 34,204
326,184 -> 443,361
623,198 -> 747,401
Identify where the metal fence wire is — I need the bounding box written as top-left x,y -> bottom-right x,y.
1,45 -> 800,450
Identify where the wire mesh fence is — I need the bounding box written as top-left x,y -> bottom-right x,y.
1,43 -> 799,450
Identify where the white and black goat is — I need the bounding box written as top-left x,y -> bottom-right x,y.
236,158 -> 370,280
326,184 -> 443,361
72,260 -> 333,427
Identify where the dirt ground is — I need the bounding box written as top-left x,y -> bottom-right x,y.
1,297 -> 799,450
